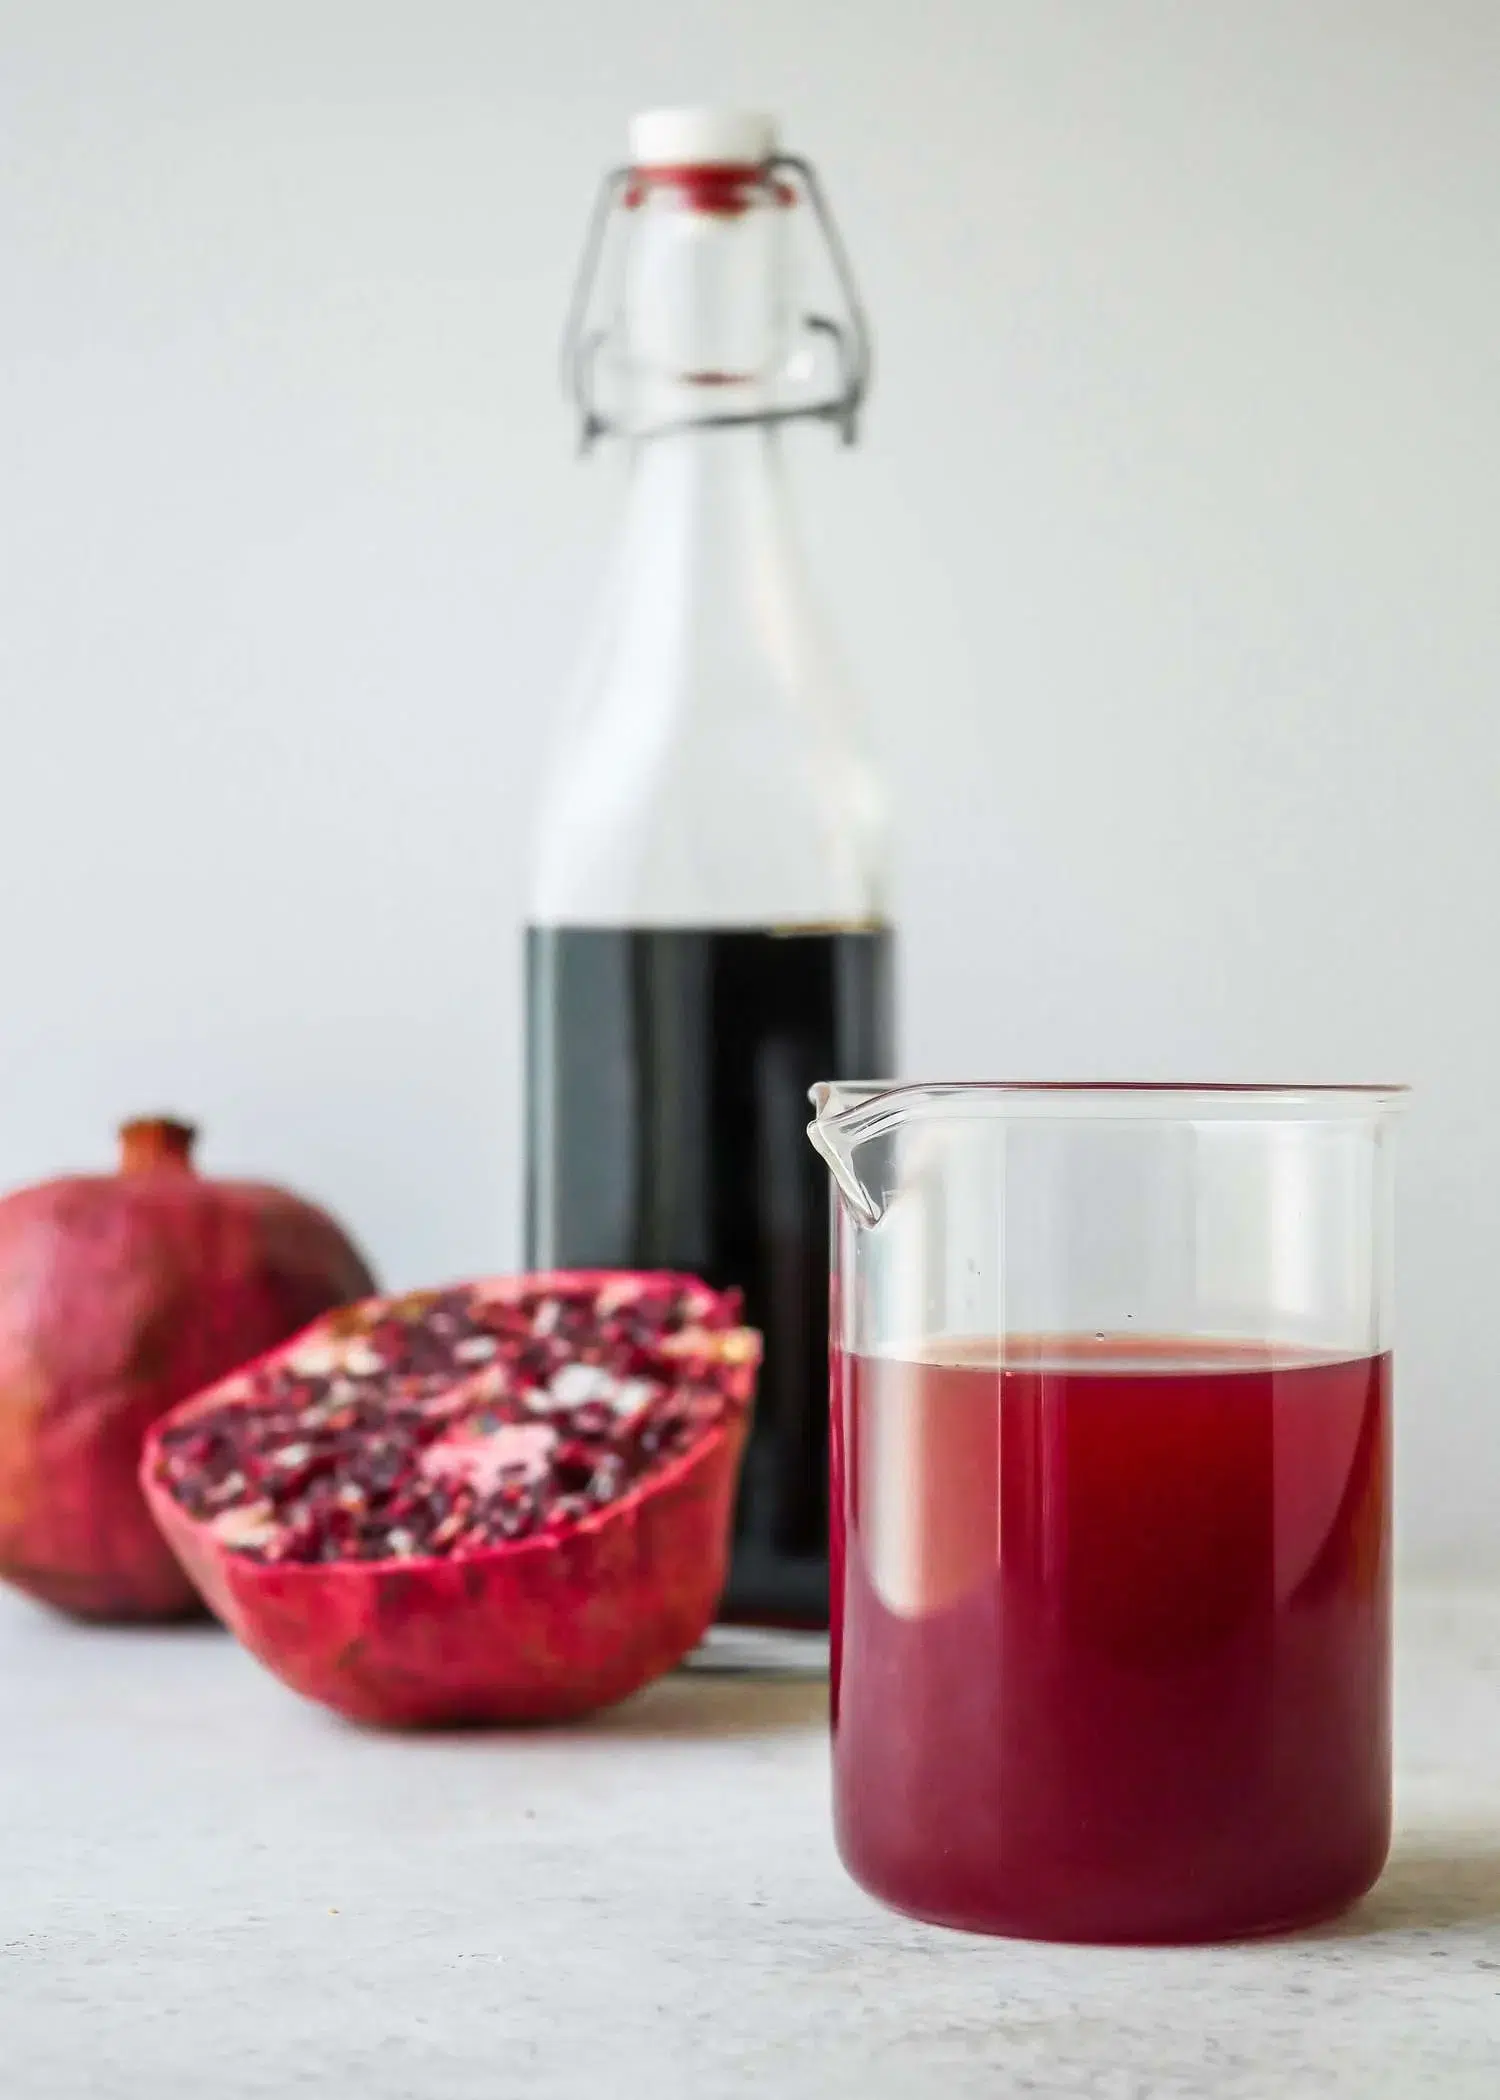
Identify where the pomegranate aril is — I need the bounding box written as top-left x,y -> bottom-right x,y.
152,1274 -> 753,1572
589,1456 -> 626,1506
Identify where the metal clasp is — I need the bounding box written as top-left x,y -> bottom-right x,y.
560,154 -> 872,453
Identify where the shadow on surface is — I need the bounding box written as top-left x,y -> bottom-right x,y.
592,1670 -> 827,1740
2,1601 -> 228,1649
1314,1829 -> 1500,1938
360,1669 -> 828,1751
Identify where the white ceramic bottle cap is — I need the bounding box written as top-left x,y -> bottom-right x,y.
628,107 -> 777,168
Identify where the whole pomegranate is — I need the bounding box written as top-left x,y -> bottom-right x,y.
0,1118 -> 377,1621
141,1272 -> 759,1725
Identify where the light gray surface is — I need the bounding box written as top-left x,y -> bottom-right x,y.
2,1586 -> 1498,2099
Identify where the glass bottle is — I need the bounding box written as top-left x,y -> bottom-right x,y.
525,108 -> 894,1628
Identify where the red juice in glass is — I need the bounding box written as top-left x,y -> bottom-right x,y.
830,1335 -> 1392,1943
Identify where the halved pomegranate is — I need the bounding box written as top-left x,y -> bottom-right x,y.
141,1272 -> 758,1726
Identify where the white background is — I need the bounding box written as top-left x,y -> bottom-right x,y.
1,2 -> 1496,1570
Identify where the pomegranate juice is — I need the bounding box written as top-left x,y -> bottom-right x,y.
525,923 -> 893,1626
831,1338 -> 1391,1941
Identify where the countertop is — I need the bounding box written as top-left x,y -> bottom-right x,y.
2,1588 -> 1498,2099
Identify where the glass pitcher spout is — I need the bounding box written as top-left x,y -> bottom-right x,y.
807,1080 -> 918,1228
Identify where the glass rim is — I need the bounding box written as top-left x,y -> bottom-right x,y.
810,1079 -> 1410,1127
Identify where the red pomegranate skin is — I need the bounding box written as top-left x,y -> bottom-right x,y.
140,1273 -> 758,1726
0,1119 -> 377,1621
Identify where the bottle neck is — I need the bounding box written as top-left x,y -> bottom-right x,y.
615,180 -> 788,439
617,417 -> 787,603
532,176 -> 886,928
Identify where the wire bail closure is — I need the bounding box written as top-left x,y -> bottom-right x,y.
561,154 -> 872,454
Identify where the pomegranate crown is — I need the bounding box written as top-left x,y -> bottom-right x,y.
118,1118 -> 198,1173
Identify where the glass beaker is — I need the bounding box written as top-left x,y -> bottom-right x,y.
808,1081 -> 1406,1943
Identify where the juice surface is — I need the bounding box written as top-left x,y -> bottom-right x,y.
831,1336 -> 1391,1941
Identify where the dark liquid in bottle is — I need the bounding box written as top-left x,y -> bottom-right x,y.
524,923 -> 894,1626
